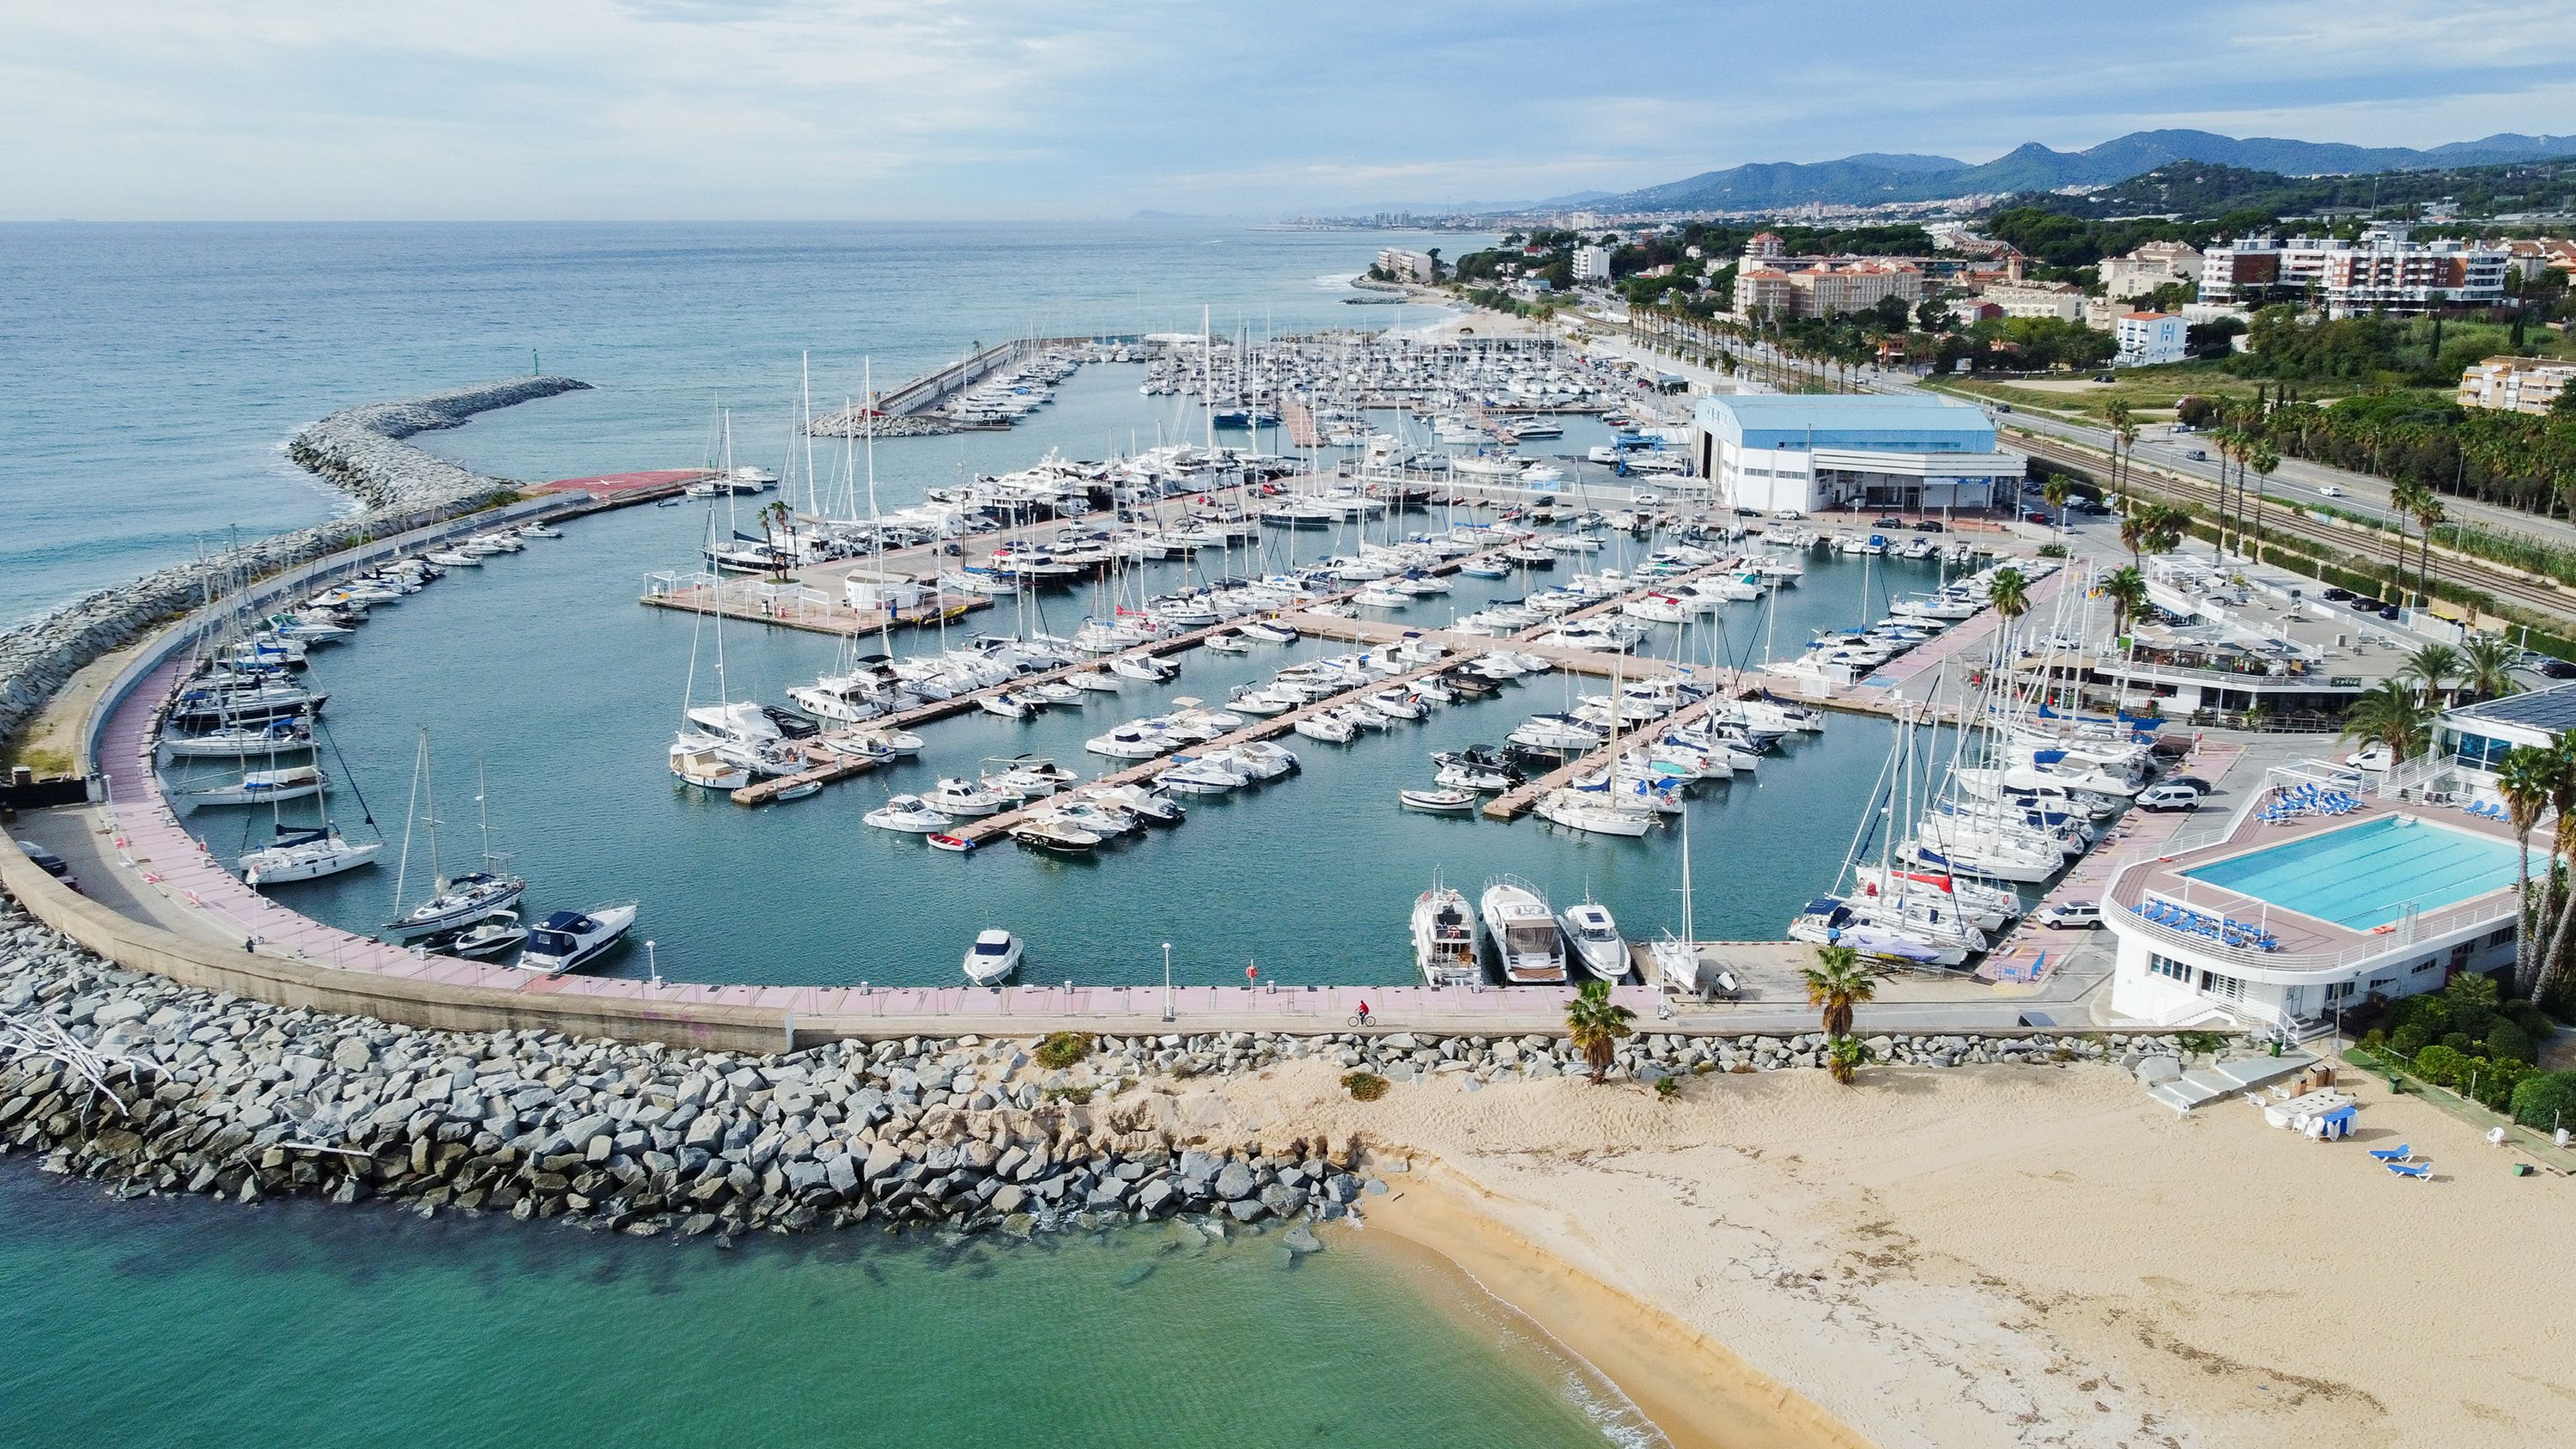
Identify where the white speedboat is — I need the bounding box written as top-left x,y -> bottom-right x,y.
923,776 -> 1006,817
1066,670 -> 1123,692
1412,885 -> 1482,987
1239,620 -> 1298,644
670,735 -> 750,791
1110,654 -> 1180,684
516,903 -> 638,977
445,910 -> 528,960
1480,880 -> 1567,984
1558,897 -> 1630,982
1293,711 -> 1358,743
866,795 -> 951,832
1009,815 -> 1104,853
1398,787 -> 1479,813
239,825 -> 381,885
963,928 -> 1024,985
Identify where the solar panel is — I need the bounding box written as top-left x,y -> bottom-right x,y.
2457,681 -> 2576,734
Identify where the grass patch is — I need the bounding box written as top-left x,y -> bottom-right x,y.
2,741 -> 75,776
1341,1071 -> 1389,1102
1041,1086 -> 1093,1105
1652,1075 -> 1681,1099
1032,1032 -> 1093,1070
1932,366 -> 2372,423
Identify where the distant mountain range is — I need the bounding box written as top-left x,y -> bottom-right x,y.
1576,131 -> 2576,212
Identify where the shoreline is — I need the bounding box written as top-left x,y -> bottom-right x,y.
1358,1163 -> 1865,1449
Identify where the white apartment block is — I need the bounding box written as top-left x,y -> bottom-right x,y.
2458,356 -> 2575,415
1572,245 -> 1613,283
2199,225 -> 2510,316
2115,312 -> 2188,367
1376,248 -> 1437,283
2099,240 -> 2203,301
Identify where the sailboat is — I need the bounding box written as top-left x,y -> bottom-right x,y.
239,721 -> 381,885
384,735 -> 526,939
1649,803 -> 1713,993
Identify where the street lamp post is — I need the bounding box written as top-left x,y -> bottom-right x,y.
1161,941 -> 1174,1023
645,941 -> 659,990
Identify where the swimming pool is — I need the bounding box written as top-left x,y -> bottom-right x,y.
2181,814 -> 2524,931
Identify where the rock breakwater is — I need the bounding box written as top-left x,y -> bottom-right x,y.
284,376 -> 590,512
0,902 -> 2197,1245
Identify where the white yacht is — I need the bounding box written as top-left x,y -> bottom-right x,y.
1479,880 -> 1568,984
1534,786 -> 1656,837
865,795 -> 951,832
1412,884 -> 1482,987
1558,898 -> 1630,982
923,776 -> 1006,817
183,764 -> 325,807
239,825 -> 382,886
516,903 -> 638,977
670,734 -> 750,791
963,928 -> 1024,985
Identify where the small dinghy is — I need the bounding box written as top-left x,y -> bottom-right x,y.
1398,787 -> 1480,813
445,910 -> 528,960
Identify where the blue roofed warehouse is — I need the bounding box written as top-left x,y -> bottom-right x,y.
1690,394 -> 2026,515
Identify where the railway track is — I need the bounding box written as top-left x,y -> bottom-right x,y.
2007,432 -> 2576,629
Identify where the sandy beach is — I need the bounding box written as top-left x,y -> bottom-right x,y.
1167,1057 -> 2576,1447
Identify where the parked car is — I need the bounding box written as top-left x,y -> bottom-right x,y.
2348,596 -> 2385,612
2378,605 -> 2401,620
2136,782 -> 2202,813
2318,484 -> 2345,498
2185,448 -> 2208,461
15,841 -> 77,892
1733,506 -> 1762,517
2533,655 -> 2576,679
1914,520 -> 1946,533
2021,508 -> 2052,525
1874,515 -> 1905,528
2092,374 -> 2115,384
2321,587 -> 2354,602
2036,900 -> 2103,929
2345,744 -> 2394,771
1773,508 -> 1803,520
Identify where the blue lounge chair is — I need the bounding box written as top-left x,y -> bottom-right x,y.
2386,1160 -> 2433,1181
2368,1143 -> 2411,1162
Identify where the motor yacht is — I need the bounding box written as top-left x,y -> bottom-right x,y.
963,928 -> 1024,985
1412,885 -> 1482,987
443,910 -> 528,960
865,795 -> 951,832
923,776 -> 1006,817
516,903 -> 639,977
1479,880 -> 1567,984
1558,898 -> 1629,982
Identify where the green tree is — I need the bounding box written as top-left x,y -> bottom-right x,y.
2339,679 -> 2433,762
1825,1034 -> 1874,1086
1801,945 -> 1877,1037
2101,564 -> 2150,640
2040,478 -> 2072,549
2402,642 -> 2462,705
2460,634 -> 2523,701
1565,979 -> 1637,1084
1985,566 -> 2030,667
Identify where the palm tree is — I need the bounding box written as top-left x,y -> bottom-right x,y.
1825,1034 -> 1873,1086
1985,566 -> 2030,667
2104,400 -> 2137,505
2402,642 -> 2461,706
2338,679 -> 2433,763
2209,425 -> 2242,557
2497,744 -> 2559,996
2117,508 -> 2148,565
2408,486 -> 2446,608
1801,945 -> 1876,1038
2102,564 -> 2149,641
2040,478 -> 2071,549
2245,443 -> 2280,563
2140,502 -> 2189,557
2460,634 -> 2523,702
2388,478 -> 2430,601
1564,979 -> 1636,1084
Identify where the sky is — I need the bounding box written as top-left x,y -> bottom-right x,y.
3,0 -> 2573,221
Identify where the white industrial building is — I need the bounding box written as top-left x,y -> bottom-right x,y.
2115,312 -> 2188,367
1690,394 -> 2024,514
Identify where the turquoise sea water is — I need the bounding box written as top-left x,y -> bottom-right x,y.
0,1165 -> 1655,1447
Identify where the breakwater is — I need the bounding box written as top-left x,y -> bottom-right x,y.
284,375 -> 591,511
2,376 -> 587,746
0,898 -> 2196,1243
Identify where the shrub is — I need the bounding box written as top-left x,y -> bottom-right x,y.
2441,1032 -> 2478,1057
1341,1071 -> 1389,1102
2509,1069 -> 2576,1130
2486,1020 -> 2535,1066
2469,1059 -> 2529,1111
2389,1021 -> 2431,1057
1042,1086 -> 1093,1105
2504,1002 -> 2555,1040
2405,995 -> 2455,1037
2412,1043 -> 2469,1088
2037,543 -> 2069,559
1653,1075 -> 1681,1099
2358,1027 -> 2388,1053
1033,1032 -> 1094,1070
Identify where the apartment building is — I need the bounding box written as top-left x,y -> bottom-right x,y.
2115,312 -> 2189,367
2458,356 -> 2575,415
1375,248 -> 1437,283
1572,244 -> 1613,283
2099,240 -> 2203,301
1976,279 -> 2087,322
2199,225 -> 2509,316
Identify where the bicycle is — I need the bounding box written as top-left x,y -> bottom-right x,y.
1346,1011 -> 1374,1028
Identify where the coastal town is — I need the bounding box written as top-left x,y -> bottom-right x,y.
8,11 -> 2576,1449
